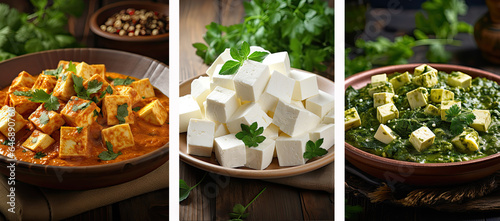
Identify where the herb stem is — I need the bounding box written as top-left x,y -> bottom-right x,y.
191,172 -> 207,190
243,187 -> 266,210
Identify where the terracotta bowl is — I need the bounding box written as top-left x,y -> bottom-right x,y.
345,63 -> 500,186
89,1 -> 169,63
0,48 -> 169,190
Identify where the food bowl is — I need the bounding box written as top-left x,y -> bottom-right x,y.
345,63 -> 500,186
0,48 -> 169,190
89,1 -> 169,63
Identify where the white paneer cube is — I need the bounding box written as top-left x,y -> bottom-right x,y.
179,95 -> 203,133
276,134 -> 309,167
257,92 -> 279,113
374,124 -> 397,144
245,139 -> 275,170
187,118 -> 215,157
0,106 -> 28,137
447,71 -> 472,88
211,64 -> 236,90
233,60 -> 270,102
290,69 -> 319,100
101,124 -> 135,151
191,76 -> 211,108
441,101 -> 461,121
214,134 -> 246,168
371,73 -> 388,86
377,103 -> 399,124
407,87 -> 428,109
409,126 -> 435,152
272,100 -> 320,137
226,102 -> 272,134
257,71 -> 295,112
262,123 -> 280,140
345,108 -> 361,130
206,48 -> 233,79
306,90 -> 334,118
214,122 -> 229,138
309,124 -> 334,150
291,100 -> 305,109
22,130 -> 55,152
471,109 -> 491,132
206,86 -> 239,123
322,110 -> 334,124
373,92 -> 394,108
262,52 -> 291,76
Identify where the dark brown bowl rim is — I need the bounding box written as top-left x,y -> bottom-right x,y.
345,63 -> 500,170
89,1 -> 169,42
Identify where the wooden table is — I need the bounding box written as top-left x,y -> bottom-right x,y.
180,0 -> 334,220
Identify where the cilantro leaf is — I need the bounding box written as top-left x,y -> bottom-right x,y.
98,141 -> 122,161
44,65 -> 63,78
39,112 -> 50,125
14,89 -> 60,111
116,103 -> 129,124
76,127 -> 83,133
179,173 -> 207,202
445,104 -> 476,135
303,138 -> 328,160
235,122 -> 266,147
66,61 -> 77,73
113,77 -> 135,86
72,74 -> 86,97
93,109 -> 99,117
86,80 -> 103,95
132,106 -> 141,112
100,85 -> 113,98
34,152 -> 46,159
229,187 -> 266,220
13,91 -> 32,97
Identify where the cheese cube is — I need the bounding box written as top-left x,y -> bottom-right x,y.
451,129 -> 479,152
345,107 -> 361,130
57,60 -> 80,69
130,78 -> 155,99
447,71 -> 472,88
91,64 -> 106,79
115,85 -> 140,105
83,74 -> 113,103
0,106 -> 28,137
60,96 -> 100,127
407,87 -> 428,109
306,90 -> 335,118
414,64 -> 437,76
440,101 -> 461,121
22,130 -> 55,152
276,134 -> 309,167
8,86 -> 39,115
214,134 -> 246,168
262,52 -> 290,76
75,62 -> 94,80
245,139 -> 275,170
430,89 -> 454,103
191,76 -> 211,107
368,82 -> 394,97
322,110 -> 334,124
53,71 -> 77,102
371,73 -> 388,86
291,100 -> 305,109
211,64 -> 236,91
423,104 -> 440,116
257,71 -> 295,112
137,99 -> 168,126
10,71 -> 37,91
214,122 -> 229,138
59,126 -> 90,158
103,95 -> 133,125
227,102 -> 271,134
471,109 -> 491,132
101,123 -> 135,151
272,100 -> 320,137
309,124 -> 334,150
373,92 -> 394,108
250,46 -> 270,54
377,103 -> 399,124
29,104 -> 66,135
290,69 -> 319,100
32,74 -> 57,93
206,48 -> 233,79
233,60 -> 270,102
262,123 -> 280,140
413,71 -> 438,87
206,86 -> 239,123
179,95 -> 203,133
409,126 -> 435,152
374,124 -> 397,144
187,118 -> 215,157
389,71 -> 412,89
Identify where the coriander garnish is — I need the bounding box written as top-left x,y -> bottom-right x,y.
445,104 -> 476,135
34,152 -> 46,159
98,141 -> 122,161
116,103 -> 129,124
235,122 -> 266,147
13,89 -> 60,111
219,41 -> 269,76
179,173 -> 207,202
303,138 -> 327,160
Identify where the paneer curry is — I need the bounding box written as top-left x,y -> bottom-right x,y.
0,61 -> 169,166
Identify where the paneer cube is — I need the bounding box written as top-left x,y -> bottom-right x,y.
272,100 -> 320,137
101,123 -> 135,151
60,97 -> 100,127
211,64 -> 236,91
451,129 -> 479,152
32,74 -> 57,93
309,124 -> 334,150
345,107 -> 361,130
374,124 -> 397,144
226,102 -> 272,134
8,87 -> 39,115
191,76 -> 211,107
409,126 -> 435,152
29,104 -> 66,135
373,92 -> 394,108
257,71 -> 295,112
214,122 -> 229,138
377,103 -> 399,124
214,134 -> 246,168
91,64 -> 106,79
206,48 -> 233,79
322,110 -> 334,124
306,90 -> 335,118
389,71 -> 412,90
0,106 -> 28,137
206,86 -> 239,123
129,78 -> 155,99
440,100 -> 461,121
103,95 -> 133,125
430,89 -> 454,103
9,71 -> 37,91
187,118 -> 216,157
262,123 -> 280,140
414,64 -> 437,76
262,52 -> 291,76
53,71 -> 76,102
371,73 -> 388,86
115,85 -> 140,105
423,104 -> 440,116
290,69 -> 319,100
83,74 -> 113,103
470,109 -> 491,132
22,130 -> 55,152
276,134 -> 309,166
137,99 -> 168,126
179,95 -> 203,133
233,60 -> 271,102
447,71 -> 472,88
59,126 -> 90,158
368,82 -> 394,97
57,60 -> 80,69
413,71 -> 438,87
407,87 -> 429,109
75,62 -> 94,80
245,139 -> 275,170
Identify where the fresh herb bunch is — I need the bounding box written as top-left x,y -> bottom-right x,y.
193,0 -> 333,73
303,138 -> 327,159
229,187 -> 266,221
0,0 -> 84,61
220,41 -> 269,76
445,104 -> 476,135
235,122 -> 266,148
345,0 -> 472,77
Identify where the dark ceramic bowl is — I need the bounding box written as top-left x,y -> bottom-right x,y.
345,64 -> 500,186
0,48 -> 169,190
89,1 -> 169,63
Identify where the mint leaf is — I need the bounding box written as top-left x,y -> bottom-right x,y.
235,122 -> 266,147
240,41 -> 250,58
98,141 -> 122,161
219,60 -> 242,76
247,51 -> 269,62
303,138 -> 328,159
230,47 -> 244,61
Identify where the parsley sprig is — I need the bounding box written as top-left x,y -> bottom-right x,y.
13,89 -> 60,111
98,141 -> 122,161
235,122 -> 266,148
179,173 -> 207,202
229,187 -> 266,221
303,138 -> 327,160
219,41 -> 269,76
445,104 -> 475,135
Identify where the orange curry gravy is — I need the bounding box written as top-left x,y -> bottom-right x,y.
0,72 -> 169,166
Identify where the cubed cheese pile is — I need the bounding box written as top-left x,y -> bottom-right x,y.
181,48 -> 334,170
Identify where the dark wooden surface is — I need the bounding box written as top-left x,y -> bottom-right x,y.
179,0 -> 334,220
346,5 -> 500,221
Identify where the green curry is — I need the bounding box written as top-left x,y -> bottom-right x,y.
345,66 -> 500,163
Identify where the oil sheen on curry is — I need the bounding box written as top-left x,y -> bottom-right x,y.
345,64 -> 500,163
0,61 -> 169,166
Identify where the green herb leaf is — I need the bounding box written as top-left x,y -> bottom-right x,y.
219,60 -> 242,76
44,65 -> 63,78
66,61 -> 77,74
86,80 -> 103,95
113,77 -> 135,86
72,102 -> 90,112
34,151 -> 46,159
39,112 -> 50,125
116,103 -> 129,124
132,106 -> 141,112
446,104 -> 476,135
13,91 -> 32,97
93,109 -> 99,117
76,127 -> 83,133
2,140 -> 9,145
100,85 -> 113,98
235,122 -> 266,147
98,141 -> 122,161
229,187 -> 266,220
303,138 -> 328,159
247,51 -> 269,62
179,173 -> 207,202
14,89 -> 60,111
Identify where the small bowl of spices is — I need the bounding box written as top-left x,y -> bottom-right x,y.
90,1 -> 169,63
